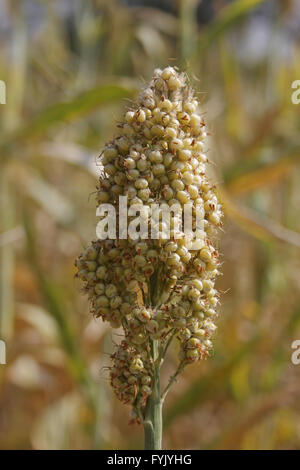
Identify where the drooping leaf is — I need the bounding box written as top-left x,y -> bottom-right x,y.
0,83 -> 135,148
226,154 -> 299,196
219,188 -> 300,248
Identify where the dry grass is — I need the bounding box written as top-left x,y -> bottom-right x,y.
0,0 -> 300,449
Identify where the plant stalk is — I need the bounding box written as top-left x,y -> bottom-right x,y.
144,340 -> 162,450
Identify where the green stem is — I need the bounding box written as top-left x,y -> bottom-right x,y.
161,361 -> 185,403
144,340 -> 162,450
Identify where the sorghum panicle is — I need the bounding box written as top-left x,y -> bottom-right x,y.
76,66 -> 222,421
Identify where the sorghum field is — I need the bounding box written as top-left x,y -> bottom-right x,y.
0,0 -> 300,450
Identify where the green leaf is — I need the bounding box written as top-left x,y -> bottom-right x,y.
194,0 -> 267,57
1,83 -> 135,147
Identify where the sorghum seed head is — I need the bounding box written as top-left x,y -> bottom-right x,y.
76,66 -> 222,421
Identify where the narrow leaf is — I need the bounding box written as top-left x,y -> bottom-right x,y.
0,83 -> 135,148
194,0 -> 266,57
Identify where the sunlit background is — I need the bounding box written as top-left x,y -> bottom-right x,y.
0,0 -> 300,450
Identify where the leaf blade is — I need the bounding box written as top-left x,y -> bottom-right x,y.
194,0 -> 266,57
1,83 -> 135,147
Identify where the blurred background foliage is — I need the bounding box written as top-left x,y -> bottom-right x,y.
0,0 -> 300,450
